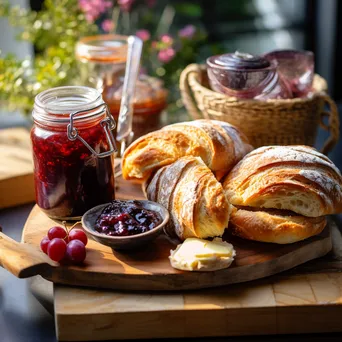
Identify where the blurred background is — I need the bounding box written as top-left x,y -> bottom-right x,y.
0,0 -> 341,163
1,3 -> 342,341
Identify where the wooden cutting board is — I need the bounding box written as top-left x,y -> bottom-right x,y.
0,128 -> 35,208
16,174 -> 342,341
0,176 -> 332,293
53,272 -> 342,341
26,216 -> 342,341
31,218 -> 342,341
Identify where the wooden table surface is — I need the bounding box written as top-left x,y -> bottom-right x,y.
0,128 -> 35,209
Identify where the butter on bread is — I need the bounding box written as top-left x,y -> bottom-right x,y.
122,119 -> 253,183
223,145 -> 342,217
169,238 -> 236,271
230,207 -> 327,244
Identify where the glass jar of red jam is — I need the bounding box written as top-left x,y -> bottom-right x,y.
75,35 -> 167,142
31,86 -> 116,220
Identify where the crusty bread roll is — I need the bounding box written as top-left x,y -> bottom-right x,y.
229,207 -> 327,244
144,156 -> 232,240
223,145 -> 342,217
122,119 -> 253,183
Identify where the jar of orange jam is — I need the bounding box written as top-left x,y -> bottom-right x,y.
75,35 -> 167,141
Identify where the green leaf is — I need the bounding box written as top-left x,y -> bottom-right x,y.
173,3 -> 202,17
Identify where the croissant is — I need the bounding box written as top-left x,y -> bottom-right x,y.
223,145 -> 342,217
144,156 -> 232,240
122,119 -> 253,183
229,207 -> 327,244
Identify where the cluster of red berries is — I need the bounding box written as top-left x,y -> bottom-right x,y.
40,223 -> 87,264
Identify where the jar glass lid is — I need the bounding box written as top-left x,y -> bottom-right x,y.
33,86 -> 104,123
76,34 -> 128,63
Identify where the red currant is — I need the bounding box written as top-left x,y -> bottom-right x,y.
66,240 -> 86,264
47,238 -> 67,262
48,226 -> 68,241
69,229 -> 88,246
40,236 -> 50,254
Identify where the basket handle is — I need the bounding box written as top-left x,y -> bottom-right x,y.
179,64 -> 205,120
318,94 -> 340,155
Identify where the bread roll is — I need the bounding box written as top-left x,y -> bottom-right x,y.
223,146 -> 342,217
229,208 -> 327,244
145,156 -> 232,240
122,119 -> 253,183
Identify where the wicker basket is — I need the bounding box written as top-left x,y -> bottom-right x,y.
180,64 -> 339,154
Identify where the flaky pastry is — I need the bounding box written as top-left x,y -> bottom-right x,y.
122,119 -> 253,183
145,156 -> 232,240
229,207 -> 327,244
223,145 -> 342,217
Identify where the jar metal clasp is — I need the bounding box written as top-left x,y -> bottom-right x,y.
67,103 -> 117,158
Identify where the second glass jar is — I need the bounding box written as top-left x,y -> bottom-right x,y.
75,35 -> 168,142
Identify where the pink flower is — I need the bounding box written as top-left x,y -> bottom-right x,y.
158,48 -> 176,63
160,34 -> 173,45
136,29 -> 151,41
79,0 -> 112,22
118,0 -> 135,12
102,19 -> 114,32
179,25 -> 196,39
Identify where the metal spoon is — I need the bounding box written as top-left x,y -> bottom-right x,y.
116,35 -> 143,157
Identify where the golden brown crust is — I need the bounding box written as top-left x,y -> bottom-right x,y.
229,208 -> 327,244
145,158 -> 194,238
122,119 -> 253,183
223,145 -> 342,217
145,156 -> 232,240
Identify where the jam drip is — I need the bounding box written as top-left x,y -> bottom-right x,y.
95,200 -> 162,236
31,123 -> 115,219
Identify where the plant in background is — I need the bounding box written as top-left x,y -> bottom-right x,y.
0,0 -> 220,116
0,0 -> 98,114
103,0 -> 210,113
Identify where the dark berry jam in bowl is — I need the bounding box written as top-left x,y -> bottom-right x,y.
81,200 -> 169,250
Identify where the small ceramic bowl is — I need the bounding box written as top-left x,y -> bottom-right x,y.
81,200 -> 169,250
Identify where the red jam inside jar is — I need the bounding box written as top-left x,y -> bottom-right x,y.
31,86 -> 116,220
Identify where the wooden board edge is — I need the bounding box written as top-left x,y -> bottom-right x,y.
55,303 -> 342,341
281,219 -> 341,274
22,206 -> 334,292
45,226 -> 333,291
55,307 -> 277,341
21,205 -> 39,243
